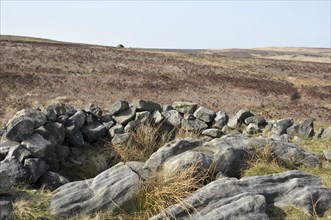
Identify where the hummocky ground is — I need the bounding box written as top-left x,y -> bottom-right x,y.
0,35 -> 330,126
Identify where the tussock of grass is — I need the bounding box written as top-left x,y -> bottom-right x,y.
12,186 -> 53,220
77,163 -> 206,219
112,123 -> 175,162
175,128 -> 201,139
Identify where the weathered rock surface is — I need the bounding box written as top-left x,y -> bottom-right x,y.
0,198 -> 13,220
193,106 -> 215,123
68,110 -> 86,128
0,140 -> 20,158
0,158 -> 27,193
24,158 -> 49,183
45,103 -> 76,119
213,111 -> 228,129
162,110 -> 183,127
244,115 -> 267,127
2,108 -> 48,142
87,103 -> 103,117
150,171 -> 331,219
34,122 -> 65,147
181,118 -> 208,132
108,100 -> 129,116
202,128 -> 222,138
321,127 -> 331,140
39,171 -> 69,190
272,117 -> 294,135
323,150 -> 331,161
162,151 -> 213,177
172,101 -> 198,115
269,140 -> 320,167
81,123 -> 106,143
132,100 -> 162,112
65,123 -> 88,148
5,145 -> 31,162
21,133 -> 53,158
50,163 -> 140,217
299,118 -> 314,138
144,138 -> 202,172
113,107 -> 136,125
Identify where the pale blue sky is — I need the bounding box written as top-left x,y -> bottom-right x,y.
1,1 -> 330,49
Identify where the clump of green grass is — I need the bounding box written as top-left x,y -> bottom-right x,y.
12,186 -> 53,220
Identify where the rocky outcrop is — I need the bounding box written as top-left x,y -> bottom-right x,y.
1,100 -> 330,219
150,171 -> 331,219
50,162 -> 140,217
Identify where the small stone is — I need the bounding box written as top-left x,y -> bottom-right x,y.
131,100 -> 162,112
113,107 -> 136,125
108,100 -> 129,116
172,101 -> 198,115
108,123 -> 124,137
86,103 -> 103,117
111,133 -> 131,145
213,111 -> 228,129
193,106 -> 216,123
202,128 -> 222,138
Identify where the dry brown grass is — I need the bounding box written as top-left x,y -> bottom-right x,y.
111,123 -> 175,162
77,163 -> 207,220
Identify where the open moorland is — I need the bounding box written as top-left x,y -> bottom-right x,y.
0,35 -> 331,219
0,35 -> 330,126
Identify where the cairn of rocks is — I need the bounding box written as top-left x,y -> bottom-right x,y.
0,100 -> 330,219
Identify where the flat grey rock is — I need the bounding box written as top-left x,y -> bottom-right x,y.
269,140 -> 320,167
113,107 -> 136,125
50,162 -> 140,217
150,171 -> 331,219
181,118 -> 208,132
172,101 -> 198,115
202,128 -> 222,138
108,100 -> 129,116
162,151 -> 213,177
132,100 -> 162,112
144,138 -> 202,172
